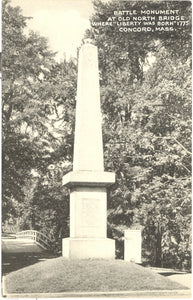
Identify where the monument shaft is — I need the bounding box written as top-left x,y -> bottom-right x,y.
62,42 -> 115,259
73,44 -> 104,171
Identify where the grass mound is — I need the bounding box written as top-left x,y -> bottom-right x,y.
5,257 -> 187,294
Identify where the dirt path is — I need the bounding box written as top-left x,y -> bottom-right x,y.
168,273 -> 192,289
2,238 -> 43,253
2,238 -> 59,275
148,266 -> 192,289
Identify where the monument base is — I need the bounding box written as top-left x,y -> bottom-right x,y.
62,238 -> 115,259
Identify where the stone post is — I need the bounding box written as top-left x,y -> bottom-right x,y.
124,229 -> 142,263
62,41 -> 115,259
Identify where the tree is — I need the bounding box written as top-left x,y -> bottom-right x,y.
131,46 -> 191,269
85,0 -> 191,268
2,0 -> 55,220
2,0 -> 77,246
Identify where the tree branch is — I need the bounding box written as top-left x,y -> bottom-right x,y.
171,137 -> 191,155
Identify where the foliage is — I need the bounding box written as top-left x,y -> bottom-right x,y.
2,0 -> 77,247
2,0 -> 54,220
2,0 -> 191,269
86,0 -> 191,269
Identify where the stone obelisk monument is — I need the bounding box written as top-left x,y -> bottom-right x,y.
62,40 -> 115,259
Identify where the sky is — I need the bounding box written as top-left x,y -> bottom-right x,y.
11,0 -> 95,60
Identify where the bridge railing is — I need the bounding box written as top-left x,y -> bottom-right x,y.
16,230 -> 52,250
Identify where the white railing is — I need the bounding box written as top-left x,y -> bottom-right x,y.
15,230 -> 52,250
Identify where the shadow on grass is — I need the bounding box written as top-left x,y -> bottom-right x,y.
2,251 -> 60,275
160,272 -> 185,276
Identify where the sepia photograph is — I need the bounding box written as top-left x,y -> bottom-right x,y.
1,0 -> 192,298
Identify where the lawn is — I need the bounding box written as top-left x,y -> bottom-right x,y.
4,257 -> 188,294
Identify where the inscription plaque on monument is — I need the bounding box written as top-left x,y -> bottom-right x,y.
82,198 -> 103,226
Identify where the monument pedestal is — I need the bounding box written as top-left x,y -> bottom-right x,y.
62,171 -> 115,259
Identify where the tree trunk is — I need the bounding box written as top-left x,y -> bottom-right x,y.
155,223 -> 162,267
